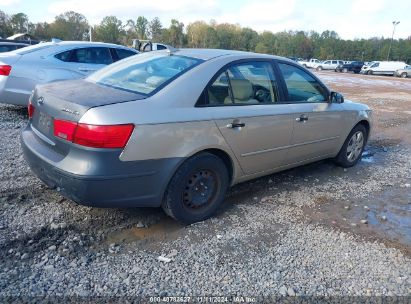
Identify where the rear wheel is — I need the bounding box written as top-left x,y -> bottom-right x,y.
334,124 -> 367,168
401,72 -> 408,78
162,153 -> 229,224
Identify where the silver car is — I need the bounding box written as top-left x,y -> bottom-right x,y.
21,49 -> 372,223
0,41 -> 138,106
395,65 -> 411,78
314,60 -> 345,71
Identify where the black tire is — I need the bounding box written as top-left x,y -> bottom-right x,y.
342,68 -> 348,73
367,70 -> 373,75
334,124 -> 367,168
317,66 -> 323,71
162,152 -> 229,224
401,72 -> 408,78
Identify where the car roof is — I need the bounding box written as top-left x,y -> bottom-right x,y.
163,48 -> 286,61
45,41 -> 135,49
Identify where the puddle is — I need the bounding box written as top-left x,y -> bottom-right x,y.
305,187 -> 411,255
361,150 -> 375,163
105,217 -> 184,246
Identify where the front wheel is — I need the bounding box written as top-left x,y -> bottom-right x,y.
334,124 -> 367,168
342,68 -> 348,73
317,66 -> 323,71
401,72 -> 408,78
162,153 -> 229,224
367,70 -> 373,75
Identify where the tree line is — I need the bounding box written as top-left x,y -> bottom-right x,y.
1,10 -> 410,62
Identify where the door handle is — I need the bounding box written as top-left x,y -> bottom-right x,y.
227,120 -> 245,128
296,115 -> 309,122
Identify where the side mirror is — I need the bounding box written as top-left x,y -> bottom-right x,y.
330,91 -> 344,103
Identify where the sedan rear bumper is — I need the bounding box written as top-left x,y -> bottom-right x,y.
21,124 -> 183,208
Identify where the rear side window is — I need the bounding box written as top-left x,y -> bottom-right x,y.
70,47 -> 112,64
55,50 -> 71,62
207,61 -> 279,105
88,53 -> 202,95
115,48 -> 136,60
278,63 -> 327,103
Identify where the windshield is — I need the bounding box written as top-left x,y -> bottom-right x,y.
88,52 -> 203,95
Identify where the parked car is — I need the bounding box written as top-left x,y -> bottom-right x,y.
394,65 -> 411,78
313,60 -> 345,71
335,61 -> 364,73
298,58 -> 321,68
0,41 -> 138,106
0,41 -> 28,53
360,61 -> 408,76
21,49 -> 372,224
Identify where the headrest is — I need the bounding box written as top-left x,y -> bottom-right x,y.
230,79 -> 253,101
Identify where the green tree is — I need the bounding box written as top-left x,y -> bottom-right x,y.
95,16 -> 124,44
168,19 -> 185,47
0,10 -> 12,37
49,11 -> 89,40
10,13 -> 29,33
135,16 -> 148,39
148,17 -> 163,41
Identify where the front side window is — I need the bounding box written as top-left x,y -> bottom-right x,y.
278,63 -> 327,103
70,47 -> 112,64
88,53 -> 202,95
207,61 -> 279,105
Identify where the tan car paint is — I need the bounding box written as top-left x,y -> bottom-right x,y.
80,51 -> 372,187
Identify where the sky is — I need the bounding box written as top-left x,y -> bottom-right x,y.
0,0 -> 410,40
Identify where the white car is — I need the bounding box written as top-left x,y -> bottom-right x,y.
0,41 -> 138,106
361,61 -> 408,76
314,60 -> 345,71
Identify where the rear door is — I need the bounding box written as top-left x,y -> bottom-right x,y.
206,60 -> 293,175
276,62 -> 345,165
56,47 -> 113,76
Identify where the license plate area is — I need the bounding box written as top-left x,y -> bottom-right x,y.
37,112 -> 53,136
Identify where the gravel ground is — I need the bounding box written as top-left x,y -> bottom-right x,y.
0,72 -> 411,300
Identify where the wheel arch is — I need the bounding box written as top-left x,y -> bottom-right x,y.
355,120 -> 370,143
200,148 -> 235,185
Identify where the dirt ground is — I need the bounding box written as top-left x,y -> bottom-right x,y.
310,71 -> 411,254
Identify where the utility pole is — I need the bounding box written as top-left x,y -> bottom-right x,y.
89,26 -> 92,42
387,21 -> 400,61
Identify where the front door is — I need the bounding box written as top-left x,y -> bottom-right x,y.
276,62 -> 345,165
206,61 -> 294,175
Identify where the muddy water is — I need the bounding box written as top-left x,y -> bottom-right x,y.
305,186 -> 411,255
105,217 -> 184,248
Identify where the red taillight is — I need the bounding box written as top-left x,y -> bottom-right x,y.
74,123 -> 134,148
28,101 -> 35,119
53,119 -> 134,149
0,65 -> 11,76
54,120 -> 77,141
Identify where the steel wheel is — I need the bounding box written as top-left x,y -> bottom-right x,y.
346,131 -> 364,162
183,169 -> 219,210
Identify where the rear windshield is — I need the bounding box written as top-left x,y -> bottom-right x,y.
88,52 -> 203,95
10,43 -> 54,55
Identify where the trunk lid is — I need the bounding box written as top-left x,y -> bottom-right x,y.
30,79 -> 145,150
